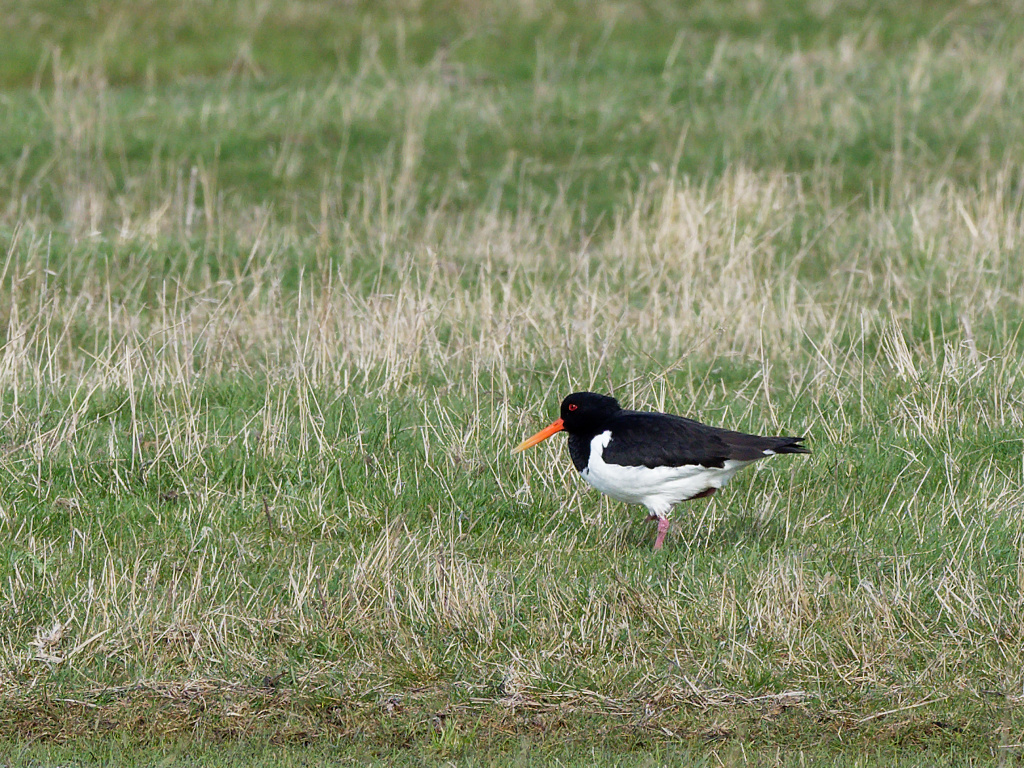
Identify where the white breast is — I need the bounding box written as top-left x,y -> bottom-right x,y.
580,431 -> 753,518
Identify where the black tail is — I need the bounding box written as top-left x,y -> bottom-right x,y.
768,436 -> 810,455
721,432 -> 810,460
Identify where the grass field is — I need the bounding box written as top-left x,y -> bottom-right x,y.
3,0 -> 1024,764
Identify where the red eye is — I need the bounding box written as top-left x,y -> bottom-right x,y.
568,404 -> 578,411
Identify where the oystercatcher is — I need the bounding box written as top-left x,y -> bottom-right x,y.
514,392 -> 808,550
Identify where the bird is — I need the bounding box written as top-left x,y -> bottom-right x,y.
514,391 -> 808,550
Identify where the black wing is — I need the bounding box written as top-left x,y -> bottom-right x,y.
601,411 -> 808,469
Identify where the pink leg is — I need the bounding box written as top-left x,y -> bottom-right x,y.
653,517 -> 671,551
648,490 -> 715,551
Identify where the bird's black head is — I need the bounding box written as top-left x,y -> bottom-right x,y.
560,392 -> 622,434
513,391 -> 623,453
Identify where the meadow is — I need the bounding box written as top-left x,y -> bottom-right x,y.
2,0 -> 1024,764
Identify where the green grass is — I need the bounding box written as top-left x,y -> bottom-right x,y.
3,1 -> 1024,765
0,740 -> 1002,767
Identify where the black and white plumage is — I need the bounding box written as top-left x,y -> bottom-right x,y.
514,392 -> 809,550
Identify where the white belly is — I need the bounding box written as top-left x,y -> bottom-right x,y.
580,431 -> 753,518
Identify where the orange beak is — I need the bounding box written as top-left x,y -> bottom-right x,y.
513,418 -> 565,453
